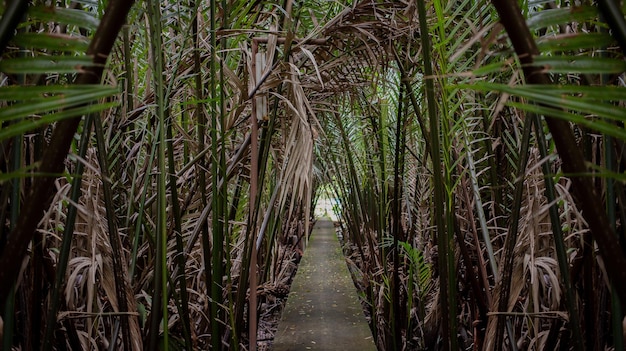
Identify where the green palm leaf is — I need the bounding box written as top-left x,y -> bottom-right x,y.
465,82 -> 626,124
0,55 -> 97,73
537,32 -> 615,52
13,33 -> 90,52
0,4 -> 118,145
532,55 -> 626,74
527,5 -> 598,31
28,5 -> 100,31
0,100 -> 118,141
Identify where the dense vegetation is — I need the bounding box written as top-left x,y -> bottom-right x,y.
1,0 -> 626,350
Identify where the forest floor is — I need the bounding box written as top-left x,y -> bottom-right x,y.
269,219 -> 376,351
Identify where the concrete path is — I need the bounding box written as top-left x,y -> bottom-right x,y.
273,220 -> 376,351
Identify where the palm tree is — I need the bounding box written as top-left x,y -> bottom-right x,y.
1,0 -> 625,350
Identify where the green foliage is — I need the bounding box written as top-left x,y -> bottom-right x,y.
28,5 -> 101,31
1,6 -> 114,165
1,0 -> 625,350
467,82 -> 626,140
11,33 -> 90,52
381,237 -> 432,297
0,86 -> 118,141
526,5 -> 598,31
0,3 -> 118,143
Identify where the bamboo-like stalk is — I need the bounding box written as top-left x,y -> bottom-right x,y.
391,78 -> 405,350
601,51 -> 623,348
606,131 -> 624,350
190,3 -> 215,348
123,25 -> 134,122
2,133 -> 22,350
430,5 -> 461,349
249,38 -> 260,351
146,1 -> 169,349
2,42 -> 28,350
416,1 -> 456,349
218,1 -> 236,346
209,0 -> 226,347
166,107 -> 193,348
128,131 -> 157,281
376,96 -> 388,275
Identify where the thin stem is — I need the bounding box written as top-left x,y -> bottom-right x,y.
146,0 -> 169,349
416,0 -> 454,349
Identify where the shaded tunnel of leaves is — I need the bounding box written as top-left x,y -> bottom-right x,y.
1,0 -> 626,350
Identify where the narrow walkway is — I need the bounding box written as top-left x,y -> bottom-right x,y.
273,220 -> 376,351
